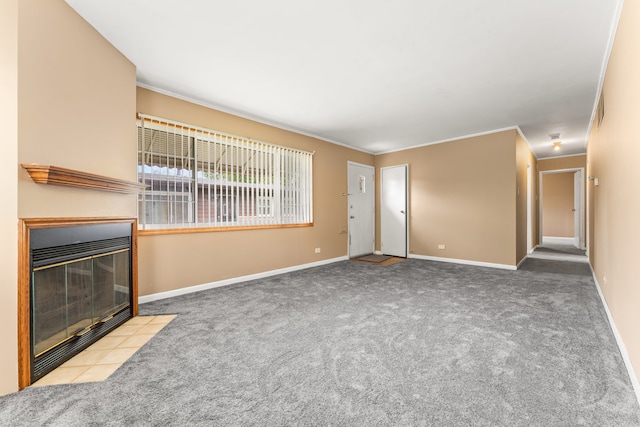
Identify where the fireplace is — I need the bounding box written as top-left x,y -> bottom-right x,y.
18,218 -> 138,388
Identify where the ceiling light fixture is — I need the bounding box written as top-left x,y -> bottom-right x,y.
549,133 -> 561,151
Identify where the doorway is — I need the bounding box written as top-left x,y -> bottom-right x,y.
347,162 -> 375,258
381,164 -> 408,257
527,163 -> 533,253
539,168 -> 585,249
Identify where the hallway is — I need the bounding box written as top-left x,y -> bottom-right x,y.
520,244 -> 590,276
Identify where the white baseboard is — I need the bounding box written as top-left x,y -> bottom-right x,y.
374,250 -> 383,255
590,266 -> 640,407
542,236 -> 575,245
516,256 -> 528,269
138,256 -> 349,304
408,254 -> 517,270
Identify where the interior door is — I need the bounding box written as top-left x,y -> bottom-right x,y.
381,165 -> 408,257
348,162 -> 375,258
574,170 -> 584,248
527,163 -> 533,253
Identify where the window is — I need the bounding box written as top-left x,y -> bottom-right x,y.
137,114 -> 313,230
257,197 -> 273,217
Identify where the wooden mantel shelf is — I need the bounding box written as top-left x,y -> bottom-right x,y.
21,164 -> 146,194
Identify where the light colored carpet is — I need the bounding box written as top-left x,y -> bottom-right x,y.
0,259 -> 638,426
528,244 -> 588,263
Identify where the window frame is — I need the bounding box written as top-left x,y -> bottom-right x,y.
137,114 -> 314,234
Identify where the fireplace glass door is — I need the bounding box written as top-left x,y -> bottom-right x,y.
32,249 -> 130,357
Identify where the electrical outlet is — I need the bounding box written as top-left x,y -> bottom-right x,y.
314,247 -> 321,253
438,244 -> 446,250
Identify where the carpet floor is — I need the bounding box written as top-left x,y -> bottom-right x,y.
528,244 -> 589,264
1,258 -> 639,426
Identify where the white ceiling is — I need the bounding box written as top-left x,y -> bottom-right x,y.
65,0 -> 622,158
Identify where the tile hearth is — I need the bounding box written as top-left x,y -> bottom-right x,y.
30,315 -> 176,387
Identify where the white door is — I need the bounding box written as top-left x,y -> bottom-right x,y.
574,170 -> 584,249
348,162 -> 375,258
381,165 -> 408,257
527,164 -> 533,253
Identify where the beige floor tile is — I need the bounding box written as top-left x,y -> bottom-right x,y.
72,364 -> 121,383
61,349 -> 113,367
32,314 -> 176,386
107,324 -> 145,337
149,314 -> 177,324
85,335 -> 129,351
124,316 -> 154,326
137,322 -> 169,335
31,366 -> 90,387
118,334 -> 155,348
97,347 -> 140,365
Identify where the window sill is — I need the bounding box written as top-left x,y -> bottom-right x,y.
138,222 -> 313,236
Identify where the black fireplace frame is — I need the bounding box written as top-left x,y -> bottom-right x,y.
18,218 -> 139,389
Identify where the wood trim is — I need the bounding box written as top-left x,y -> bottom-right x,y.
138,222 -> 313,236
131,219 -> 139,317
17,217 -> 139,389
17,220 -> 31,390
21,164 -> 146,194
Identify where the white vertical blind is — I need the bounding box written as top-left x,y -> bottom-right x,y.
137,114 -> 313,230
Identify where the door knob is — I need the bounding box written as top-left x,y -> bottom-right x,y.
400,210 -> 405,214
350,216 -> 355,219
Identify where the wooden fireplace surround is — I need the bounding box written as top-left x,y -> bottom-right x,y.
18,217 -> 139,389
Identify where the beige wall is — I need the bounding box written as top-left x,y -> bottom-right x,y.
537,155 -> 586,172
587,137 -> 597,264
587,0 -> 640,384
515,132 -> 537,263
136,88 -> 374,296
375,130 -> 517,266
18,0 -> 137,219
541,173 -> 574,237
0,0 -> 19,397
